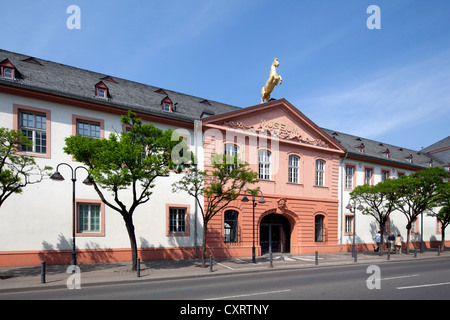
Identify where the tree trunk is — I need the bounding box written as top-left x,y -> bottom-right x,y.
405,226 -> 411,255
201,220 -> 208,268
123,214 -> 138,271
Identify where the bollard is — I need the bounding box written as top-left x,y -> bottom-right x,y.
438,246 -> 441,256
269,251 -> 273,268
137,258 -> 140,278
41,261 -> 46,284
315,251 -> 318,266
387,250 -> 390,260
209,255 -> 213,273
354,249 -> 357,263
414,248 -> 417,258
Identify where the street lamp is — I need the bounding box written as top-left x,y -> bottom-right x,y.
50,163 -> 93,267
345,199 -> 364,257
241,189 -> 266,263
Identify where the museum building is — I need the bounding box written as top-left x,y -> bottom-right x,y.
0,49 -> 447,267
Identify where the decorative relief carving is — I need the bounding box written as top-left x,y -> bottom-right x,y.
223,119 -> 328,148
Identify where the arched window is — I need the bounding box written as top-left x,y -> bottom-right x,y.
288,155 -> 299,183
259,150 -> 271,180
224,210 -> 239,243
315,215 -> 324,242
315,160 -> 325,186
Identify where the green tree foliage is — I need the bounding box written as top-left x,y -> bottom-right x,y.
389,167 -> 448,254
64,111 -> 189,270
0,128 -> 51,208
172,154 -> 258,267
350,179 -> 396,255
428,178 -> 450,251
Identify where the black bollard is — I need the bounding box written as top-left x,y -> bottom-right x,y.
315,251 -> 319,266
137,258 -> 140,278
438,246 -> 441,256
41,261 -> 46,284
270,251 -> 273,268
354,249 -> 357,263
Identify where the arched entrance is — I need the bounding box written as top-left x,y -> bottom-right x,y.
260,214 -> 291,255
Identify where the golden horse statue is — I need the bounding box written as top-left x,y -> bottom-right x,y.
261,58 -> 282,103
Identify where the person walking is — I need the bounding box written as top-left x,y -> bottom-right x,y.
388,233 -> 395,253
374,231 -> 381,252
395,234 -> 403,254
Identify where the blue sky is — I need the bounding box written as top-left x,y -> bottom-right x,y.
3,0 -> 449,151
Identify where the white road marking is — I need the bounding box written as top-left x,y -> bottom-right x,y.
207,289 -> 292,300
381,274 -> 420,281
397,282 -> 450,290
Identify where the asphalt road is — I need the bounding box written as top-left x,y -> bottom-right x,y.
1,257 -> 449,304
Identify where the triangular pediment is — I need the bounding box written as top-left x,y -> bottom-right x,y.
201,98 -> 345,152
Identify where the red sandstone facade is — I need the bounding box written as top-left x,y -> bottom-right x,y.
201,99 -> 346,257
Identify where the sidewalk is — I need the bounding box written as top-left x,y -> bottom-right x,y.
0,249 -> 447,292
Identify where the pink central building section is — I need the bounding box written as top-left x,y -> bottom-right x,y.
201,99 -> 346,257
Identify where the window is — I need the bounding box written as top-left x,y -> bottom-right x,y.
288,155 -> 299,183
169,208 -> 186,234
365,168 -> 373,185
13,104 -> 51,158
258,150 -> 271,180
224,210 -> 239,243
345,165 -> 354,189
224,144 -> 239,173
3,67 -> 13,79
0,59 -> 16,79
161,97 -> 173,112
19,111 -> 47,154
345,215 -> 354,235
77,121 -> 101,138
315,160 -> 325,186
315,215 -> 324,242
97,88 -> 106,98
78,203 -> 101,233
95,81 -> 108,99
381,170 -> 390,181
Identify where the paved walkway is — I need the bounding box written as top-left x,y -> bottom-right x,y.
0,249 -> 447,292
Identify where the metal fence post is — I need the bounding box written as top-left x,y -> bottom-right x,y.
41,261 -> 46,284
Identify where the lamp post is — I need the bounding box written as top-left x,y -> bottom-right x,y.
50,163 -> 93,267
241,189 -> 266,263
345,199 -> 364,257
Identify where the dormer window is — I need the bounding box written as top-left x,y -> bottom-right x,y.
0,59 -> 16,79
95,81 -> 109,99
382,149 -> 390,158
359,143 -> 365,153
161,96 -> 173,113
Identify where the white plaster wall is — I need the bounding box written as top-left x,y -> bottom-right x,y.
0,92 -> 202,252
338,157 -> 442,248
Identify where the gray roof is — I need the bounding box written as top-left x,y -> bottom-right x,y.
1,49 -> 446,171
321,128 -> 446,170
422,136 -> 450,164
0,49 -> 240,123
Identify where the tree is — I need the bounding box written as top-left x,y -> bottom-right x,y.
350,179 -> 396,255
428,179 -> 450,251
64,111 -> 188,270
0,128 -> 51,209
172,154 -> 258,267
390,167 -> 448,254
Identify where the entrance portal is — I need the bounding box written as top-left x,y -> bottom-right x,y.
260,214 -> 291,255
